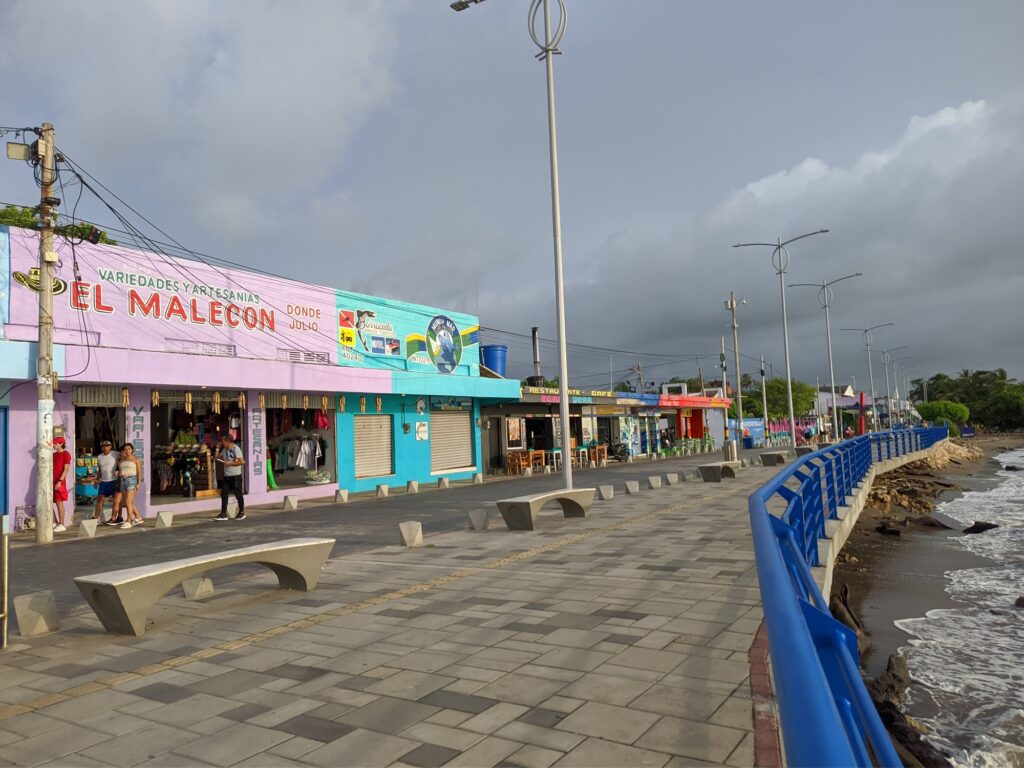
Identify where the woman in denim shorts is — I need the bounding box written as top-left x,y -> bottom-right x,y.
114,443 -> 144,529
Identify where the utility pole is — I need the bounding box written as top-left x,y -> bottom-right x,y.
720,336 -> 733,460
698,365 -> 705,396
725,292 -> 744,454
760,354 -> 769,446
35,123 -> 57,545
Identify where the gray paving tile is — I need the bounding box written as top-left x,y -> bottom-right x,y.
627,683 -> 727,721
79,723 -> 197,767
670,657 -> 749,684
419,690 -> 498,714
635,716 -> 746,764
366,671 -> 455,701
300,728 -> 419,767
517,708 -> 567,729
460,703 -> 531,734
222,703 -> 271,722
402,743 -> 462,768
173,722 -> 291,766
502,743 -> 565,768
272,714 -> 355,743
0,723 -> 108,767
131,683 -> 195,704
529,648 -> 613,673
266,663 -> 331,682
473,674 -> 567,707
554,702 -> 659,745
400,722 -> 482,751
553,737 -> 672,767
338,696 -> 439,734
558,673 -> 652,706
496,721 -> 584,753
444,736 -> 522,768
187,670 -> 278,698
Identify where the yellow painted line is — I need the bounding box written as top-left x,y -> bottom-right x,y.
0,493 -> 714,721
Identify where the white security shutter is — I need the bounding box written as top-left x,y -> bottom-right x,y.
430,411 -> 474,472
354,415 -> 393,478
72,385 -> 124,407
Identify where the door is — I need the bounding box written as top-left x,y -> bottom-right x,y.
354,415 -> 393,478
430,411 -> 474,472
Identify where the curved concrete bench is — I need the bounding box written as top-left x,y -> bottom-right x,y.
74,538 -> 335,636
698,461 -> 741,482
496,488 -> 596,531
760,451 -> 789,467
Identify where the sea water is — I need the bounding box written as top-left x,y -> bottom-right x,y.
895,447 -> 1024,767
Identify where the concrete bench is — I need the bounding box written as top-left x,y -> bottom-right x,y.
760,451 -> 788,467
698,461 -> 741,482
74,538 -> 335,636
495,488 -> 596,531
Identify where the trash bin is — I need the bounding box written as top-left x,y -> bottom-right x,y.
743,437 -> 753,449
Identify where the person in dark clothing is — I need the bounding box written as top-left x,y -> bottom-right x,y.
213,435 -> 246,521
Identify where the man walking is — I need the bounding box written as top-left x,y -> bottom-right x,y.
214,434 -> 246,521
95,440 -> 121,524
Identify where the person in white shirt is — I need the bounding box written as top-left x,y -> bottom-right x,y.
94,441 -> 122,523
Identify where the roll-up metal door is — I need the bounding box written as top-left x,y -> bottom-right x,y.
354,415 -> 393,478
72,385 -> 124,407
430,411 -> 474,472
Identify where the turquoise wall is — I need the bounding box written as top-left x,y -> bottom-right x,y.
336,393 -> 482,493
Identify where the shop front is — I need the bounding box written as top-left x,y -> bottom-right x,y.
0,225 -> 518,522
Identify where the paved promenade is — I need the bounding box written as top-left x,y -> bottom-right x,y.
0,458 -> 780,767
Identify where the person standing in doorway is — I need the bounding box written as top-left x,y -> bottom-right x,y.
51,436 -> 73,532
214,434 -> 246,521
115,443 -> 144,529
94,440 -> 121,524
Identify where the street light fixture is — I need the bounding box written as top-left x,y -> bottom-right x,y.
841,323 -> 894,432
724,293 -> 746,454
734,229 -> 829,449
892,354 -> 912,424
451,0 -> 576,488
881,346 -> 907,427
789,273 -> 862,440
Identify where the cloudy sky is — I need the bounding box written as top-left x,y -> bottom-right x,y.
2,1 -> 1022,392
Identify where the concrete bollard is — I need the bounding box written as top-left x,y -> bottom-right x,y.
650,453 -> 659,462
335,489 -> 349,503
473,473 -> 483,485
600,459 -> 608,468
522,468 -> 533,477
376,484 -> 389,498
467,509 -> 489,531
181,575 -> 215,601
155,510 -> 174,529
78,519 -> 98,538
589,460 -> 597,469
647,476 -> 662,489
283,495 -> 299,510
626,455 -> 634,464
437,477 -> 450,489
664,473 -> 679,486
543,466 -> 552,475
625,480 -> 641,495
407,481 -> 419,494
597,485 -> 614,501
13,591 -> 60,637
226,502 -> 239,519
399,521 -> 423,547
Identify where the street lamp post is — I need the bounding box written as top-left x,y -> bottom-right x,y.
725,293 -> 746,454
841,323 -> 894,432
452,0 -> 575,488
789,273 -> 862,440
893,355 -> 912,424
760,353 -> 769,446
734,230 -> 829,450
881,347 -> 907,427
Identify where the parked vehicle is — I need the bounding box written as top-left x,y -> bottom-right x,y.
604,439 -> 630,462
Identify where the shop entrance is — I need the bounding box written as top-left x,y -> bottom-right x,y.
150,390 -> 245,504
72,386 -> 127,509
264,393 -> 335,490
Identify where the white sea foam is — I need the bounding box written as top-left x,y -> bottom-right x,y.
895,447 -> 1024,766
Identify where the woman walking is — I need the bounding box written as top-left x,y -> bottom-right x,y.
114,443 -> 144,529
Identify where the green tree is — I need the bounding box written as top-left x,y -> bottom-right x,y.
762,378 -> 816,419
917,400 -> 970,426
0,205 -> 116,244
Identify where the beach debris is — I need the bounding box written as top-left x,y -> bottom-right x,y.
1005,464 -> 1020,471
869,655 -> 954,767
962,521 -> 999,534
1015,596 -> 1024,608
876,520 -> 902,536
903,516 -> 953,530
829,583 -> 870,655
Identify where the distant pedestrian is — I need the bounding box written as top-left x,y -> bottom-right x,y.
51,436 -> 73,532
94,440 -> 121,524
214,434 -> 246,521
114,444 -> 144,529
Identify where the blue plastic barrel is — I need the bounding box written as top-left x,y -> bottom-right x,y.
480,345 -> 508,376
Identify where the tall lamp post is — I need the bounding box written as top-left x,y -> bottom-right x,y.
881,346 -> 907,427
789,273 -> 862,440
893,355 -> 912,424
734,229 -> 829,449
760,353 -> 769,446
725,293 -> 746,454
841,323 -> 894,432
452,0 -> 575,488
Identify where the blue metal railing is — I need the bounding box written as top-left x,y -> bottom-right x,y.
749,426 -> 948,767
